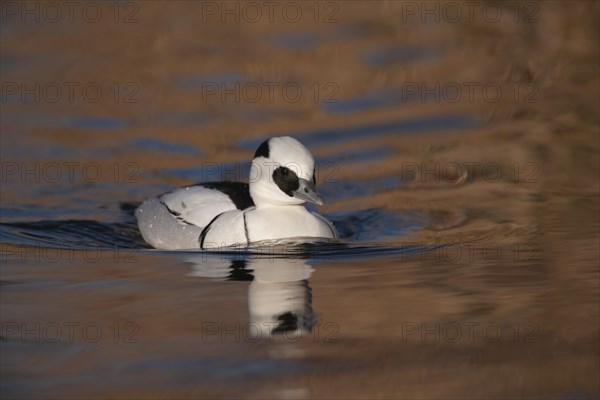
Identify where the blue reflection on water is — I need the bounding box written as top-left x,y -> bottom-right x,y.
175,72 -> 246,89
363,46 -> 442,66
66,117 -> 128,131
273,32 -> 319,49
239,114 -> 480,149
129,138 -> 201,156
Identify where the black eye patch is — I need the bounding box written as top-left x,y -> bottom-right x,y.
273,166 -> 299,197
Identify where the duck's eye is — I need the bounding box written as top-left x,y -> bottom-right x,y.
272,166 -> 300,197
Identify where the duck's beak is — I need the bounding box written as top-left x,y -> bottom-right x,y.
293,178 -> 324,206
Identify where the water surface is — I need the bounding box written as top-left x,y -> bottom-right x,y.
1,2 -> 598,399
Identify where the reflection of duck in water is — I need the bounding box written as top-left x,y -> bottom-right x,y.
136,136 -> 337,250
187,255 -> 314,339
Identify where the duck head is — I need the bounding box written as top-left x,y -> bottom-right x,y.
250,136 -> 324,208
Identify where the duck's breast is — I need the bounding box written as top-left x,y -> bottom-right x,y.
245,206 -> 337,242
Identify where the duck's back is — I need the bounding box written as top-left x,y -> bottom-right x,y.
135,182 -> 253,250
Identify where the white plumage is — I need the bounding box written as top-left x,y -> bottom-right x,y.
136,136 -> 337,250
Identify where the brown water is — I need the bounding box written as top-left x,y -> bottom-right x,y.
1,1 -> 599,399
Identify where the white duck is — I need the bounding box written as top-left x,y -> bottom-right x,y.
136,136 -> 337,249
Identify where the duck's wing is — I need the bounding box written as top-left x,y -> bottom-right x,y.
160,182 -> 254,227
197,182 -> 254,211
135,182 -> 253,250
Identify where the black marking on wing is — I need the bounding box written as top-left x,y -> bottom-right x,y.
197,181 -> 254,211
199,212 -> 225,249
160,199 -> 194,225
243,210 -> 250,245
254,139 -> 270,159
227,260 -> 254,281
